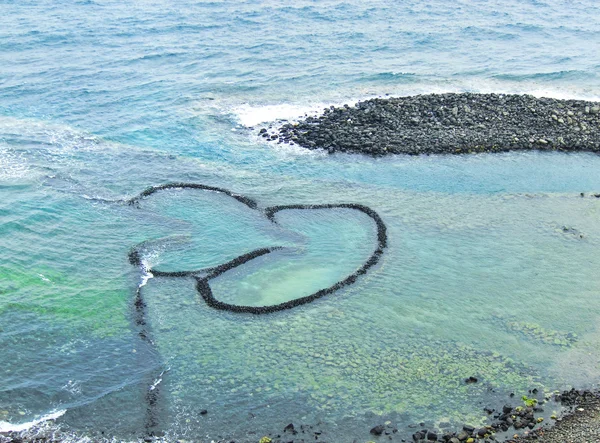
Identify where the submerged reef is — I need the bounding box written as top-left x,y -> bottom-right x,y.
491,314 -> 578,348
264,93 -> 600,156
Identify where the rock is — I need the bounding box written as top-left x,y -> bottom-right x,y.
284,423 -> 296,434
371,425 -> 385,436
456,431 -> 469,440
465,376 -> 478,384
503,404 -> 513,414
413,431 -> 424,441
200,409 -> 208,415
427,431 -> 438,441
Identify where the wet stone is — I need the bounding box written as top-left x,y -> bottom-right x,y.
370,425 -> 385,436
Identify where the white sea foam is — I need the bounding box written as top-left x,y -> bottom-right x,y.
38,273 -> 51,282
81,194 -> 126,203
233,102 -> 330,127
0,409 -> 66,433
231,79 -> 600,133
0,146 -> 29,180
139,260 -> 154,288
149,368 -> 170,391
0,116 -> 99,153
386,78 -> 600,102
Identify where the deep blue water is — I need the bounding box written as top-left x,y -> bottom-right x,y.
2,1 -> 600,441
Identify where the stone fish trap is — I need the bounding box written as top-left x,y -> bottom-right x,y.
128,182 -> 388,315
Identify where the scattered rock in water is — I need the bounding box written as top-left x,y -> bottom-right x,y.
283,423 -> 297,434
370,424 -> 385,435
465,376 -> 478,384
560,225 -> 584,239
267,93 -> 600,156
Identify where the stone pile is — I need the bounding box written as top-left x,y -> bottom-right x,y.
263,93 -> 600,156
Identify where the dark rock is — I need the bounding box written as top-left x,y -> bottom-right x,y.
503,404 -> 513,414
371,425 -> 385,436
427,431 -> 438,441
413,431 -> 424,441
200,409 -> 208,415
284,423 -> 296,434
465,376 -> 478,384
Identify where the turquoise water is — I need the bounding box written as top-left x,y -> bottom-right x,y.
3,0 -> 600,441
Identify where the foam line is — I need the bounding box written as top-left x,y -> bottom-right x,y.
0,410 -> 66,433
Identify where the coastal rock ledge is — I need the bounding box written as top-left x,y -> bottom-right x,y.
265,93 -> 600,156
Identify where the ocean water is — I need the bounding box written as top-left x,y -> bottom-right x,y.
2,0 -> 600,441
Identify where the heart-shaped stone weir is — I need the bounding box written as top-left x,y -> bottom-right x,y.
128,183 -> 387,315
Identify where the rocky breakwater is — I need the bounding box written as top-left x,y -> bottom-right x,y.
263,93 -> 600,156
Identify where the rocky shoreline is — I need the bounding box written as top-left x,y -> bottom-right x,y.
260,93 -> 600,156
2,389 -> 600,443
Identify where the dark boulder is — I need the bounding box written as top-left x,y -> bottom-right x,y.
370,425 -> 385,436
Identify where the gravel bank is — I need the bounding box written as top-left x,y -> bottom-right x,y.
263,93 -> 600,156
507,390 -> 600,443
